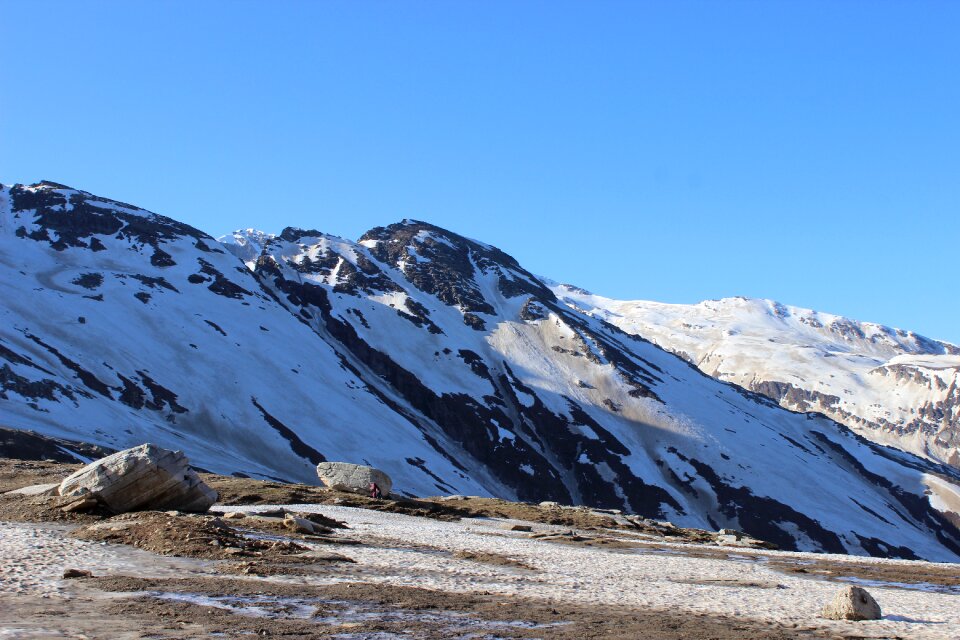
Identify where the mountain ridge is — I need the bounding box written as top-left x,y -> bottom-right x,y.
555,288 -> 960,470
3,179 -> 960,562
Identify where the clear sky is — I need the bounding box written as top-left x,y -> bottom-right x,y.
2,1 -> 958,343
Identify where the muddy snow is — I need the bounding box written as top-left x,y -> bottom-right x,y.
2,503 -> 959,638
219,504 -> 960,638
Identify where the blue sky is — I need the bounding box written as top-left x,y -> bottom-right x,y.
2,1 -> 958,343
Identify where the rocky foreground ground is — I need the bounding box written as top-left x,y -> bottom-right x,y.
2,459 -> 959,639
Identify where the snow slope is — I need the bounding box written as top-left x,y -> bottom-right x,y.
0,182 -> 489,496
554,290 -> 960,470
229,220 -> 960,561
2,180 -> 960,562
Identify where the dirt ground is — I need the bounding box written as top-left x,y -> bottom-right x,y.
1,456 -> 957,638
2,574 -> 823,640
208,472 -> 728,547
4,457 -> 960,589
0,458 -> 81,493
208,473 -> 622,527
0,458 -> 719,541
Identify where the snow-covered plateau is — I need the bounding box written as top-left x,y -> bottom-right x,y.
2,180 -> 960,562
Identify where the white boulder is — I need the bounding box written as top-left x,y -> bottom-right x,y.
822,585 -> 882,621
284,514 -> 319,534
316,462 -> 392,496
59,443 -> 217,513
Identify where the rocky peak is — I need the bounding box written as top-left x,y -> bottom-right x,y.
278,227 -> 326,243
7,182 -> 213,259
35,180 -> 75,190
359,220 -> 555,321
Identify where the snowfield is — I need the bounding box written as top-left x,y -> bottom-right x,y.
0,522 -> 214,598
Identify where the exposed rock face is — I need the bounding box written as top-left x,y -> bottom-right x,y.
316,462 -> 392,496
58,444 -> 217,513
821,586 -> 882,621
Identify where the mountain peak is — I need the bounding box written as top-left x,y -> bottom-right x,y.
358,220 -> 556,319
4,181 -> 209,256
278,227 -> 328,243
33,180 -> 76,191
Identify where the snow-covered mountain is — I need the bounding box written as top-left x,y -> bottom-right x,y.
0,183 -> 487,495
3,180 -> 960,562
554,290 -> 960,471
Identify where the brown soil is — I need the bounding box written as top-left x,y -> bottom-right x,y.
0,458 -> 726,545
73,575 -> 825,639
0,458 -> 81,493
453,549 -> 536,570
67,510 -> 359,563
206,474 -> 625,527
220,551 -> 357,578
205,473 -> 348,505
530,529 -> 643,549
225,509 -> 349,534
5,456 -> 956,593
418,496 -> 624,529
0,458 -> 104,524
629,539 -> 960,589
208,473 -> 730,545
3,453 -> 953,638
0,493 -> 109,524
771,554 -> 960,588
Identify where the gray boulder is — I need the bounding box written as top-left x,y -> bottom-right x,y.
822,585 -> 882,621
283,514 -> 335,535
59,443 -> 217,513
316,462 -> 392,496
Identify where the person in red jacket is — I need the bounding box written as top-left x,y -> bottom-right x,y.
369,482 -> 382,499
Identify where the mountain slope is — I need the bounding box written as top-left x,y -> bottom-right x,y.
554,290 -> 960,470
2,180 -> 960,562
0,182 -> 489,495
228,222 -> 960,561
